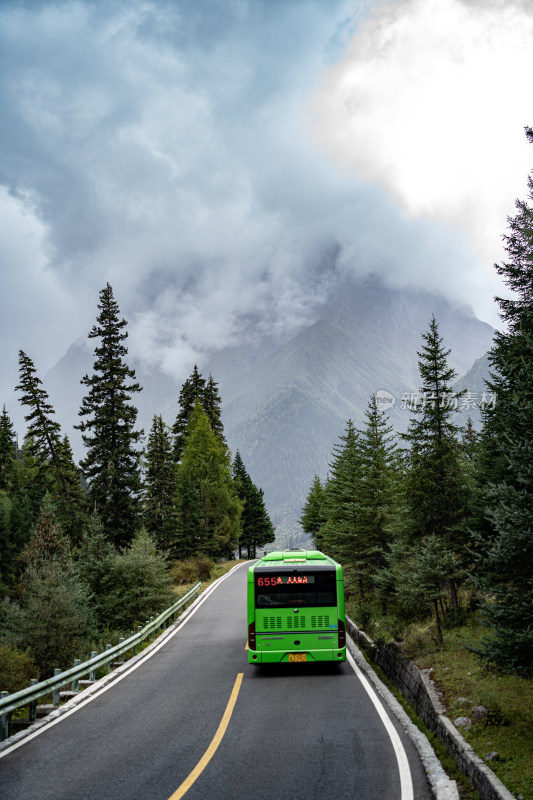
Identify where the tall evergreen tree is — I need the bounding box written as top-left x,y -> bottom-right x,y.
77,283 -> 143,547
232,451 -> 274,558
16,351 -> 84,540
143,415 -> 177,550
0,405 -> 16,492
172,367 -> 225,461
402,317 -> 470,611
174,404 -> 241,558
300,475 -> 328,549
470,127 -> 533,675
320,420 -> 363,580
172,365 -> 206,461
355,395 -> 401,612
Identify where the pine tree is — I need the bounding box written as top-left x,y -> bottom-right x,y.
3,501 -> 96,676
0,405 -> 16,492
300,475 -> 328,549
94,528 -> 174,632
233,450 -> 274,558
470,128 -> 533,675
143,415 -> 177,550
16,351 -> 84,540
320,420 -> 363,582
355,395 -> 402,612
172,365 -> 206,461
172,367 -> 225,461
174,404 -> 241,559
402,317 -> 470,612
77,283 -> 143,547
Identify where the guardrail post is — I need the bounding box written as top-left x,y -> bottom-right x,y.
133,626 -> 142,655
149,617 -> 154,640
53,669 -> 61,706
105,644 -> 112,673
89,652 -> 97,681
0,691 -> 8,741
29,678 -> 38,721
72,660 -> 80,691
118,638 -> 125,664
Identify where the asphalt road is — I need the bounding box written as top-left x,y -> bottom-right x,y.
0,562 -> 433,800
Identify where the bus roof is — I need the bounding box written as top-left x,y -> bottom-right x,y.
256,550 -> 339,567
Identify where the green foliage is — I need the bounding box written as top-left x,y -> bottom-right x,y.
469,128 -> 533,677
170,555 -> 215,584
96,528 -> 174,632
77,283 -> 143,547
0,405 -> 16,493
233,450 -> 274,558
143,415 -> 178,551
402,316 -> 470,548
299,474 -> 328,548
1,503 -> 96,678
15,352 -> 85,541
0,645 -> 37,694
174,405 -> 242,559
172,366 -> 225,461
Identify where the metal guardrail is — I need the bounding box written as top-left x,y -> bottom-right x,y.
0,582 -> 201,741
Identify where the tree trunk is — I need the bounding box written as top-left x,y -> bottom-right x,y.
433,598 -> 443,645
449,579 -> 459,615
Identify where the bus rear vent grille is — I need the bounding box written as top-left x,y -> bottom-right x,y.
262,615 -> 331,630
263,617 -> 283,630
311,615 -> 330,629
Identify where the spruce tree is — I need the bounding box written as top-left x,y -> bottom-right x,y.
402,316 -> 470,612
233,450 -> 274,558
143,415 -> 177,550
16,351 -> 84,540
172,365 -> 206,461
172,367 -> 225,461
355,395 -> 401,613
0,405 -> 16,492
77,283 -> 143,547
320,420 -> 363,582
470,127 -> 533,675
174,404 -> 241,558
300,475 -> 328,549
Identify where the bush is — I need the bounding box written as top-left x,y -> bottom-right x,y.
171,556 -> 215,584
0,645 -> 37,694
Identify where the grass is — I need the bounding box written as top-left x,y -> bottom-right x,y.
410,618 -> 533,800
347,599 -> 533,799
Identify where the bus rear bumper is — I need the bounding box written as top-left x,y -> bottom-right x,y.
248,648 -> 346,664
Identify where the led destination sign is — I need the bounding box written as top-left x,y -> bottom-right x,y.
256,575 -> 315,587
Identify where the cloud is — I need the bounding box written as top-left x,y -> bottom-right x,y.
1,0 -> 527,417
311,0 -> 533,281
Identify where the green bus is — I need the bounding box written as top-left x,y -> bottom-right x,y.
247,549 -> 346,664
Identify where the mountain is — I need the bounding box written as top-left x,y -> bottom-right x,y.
42,276 -> 494,547
215,277 -> 494,545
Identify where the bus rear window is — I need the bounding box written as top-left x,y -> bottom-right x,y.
255,571 -> 337,608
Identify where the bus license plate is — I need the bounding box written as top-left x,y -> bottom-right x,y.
289,653 -> 306,663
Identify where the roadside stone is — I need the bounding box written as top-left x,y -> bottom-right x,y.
454,697 -> 471,707
454,716 -> 472,730
471,705 -> 489,722
484,752 -> 498,762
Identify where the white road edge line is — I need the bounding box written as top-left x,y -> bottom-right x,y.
347,649 -> 414,800
0,561 -> 248,758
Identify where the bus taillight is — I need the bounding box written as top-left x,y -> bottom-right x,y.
248,621 -> 256,650
338,619 -> 346,648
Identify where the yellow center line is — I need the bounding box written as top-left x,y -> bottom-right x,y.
168,673 -> 244,800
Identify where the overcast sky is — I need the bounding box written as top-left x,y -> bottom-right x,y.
1,0 -> 532,413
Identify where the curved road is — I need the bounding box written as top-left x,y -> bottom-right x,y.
0,563 -> 433,799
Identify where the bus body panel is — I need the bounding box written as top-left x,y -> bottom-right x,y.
247,550 -> 346,664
